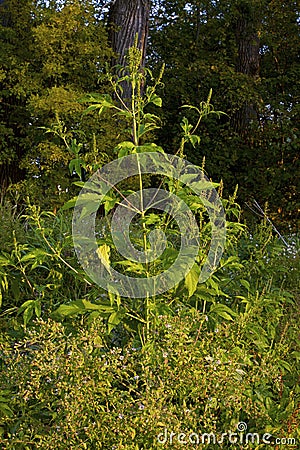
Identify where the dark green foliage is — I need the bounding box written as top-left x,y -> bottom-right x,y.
149,0 -> 300,230
1,0 -> 299,227
0,0 -> 118,208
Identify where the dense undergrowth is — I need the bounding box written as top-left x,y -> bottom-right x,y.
0,210 -> 299,449
0,46 -> 299,449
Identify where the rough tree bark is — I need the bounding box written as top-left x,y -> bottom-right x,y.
231,1 -> 261,134
108,0 -> 150,100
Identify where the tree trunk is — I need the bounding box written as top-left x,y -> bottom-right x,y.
108,0 -> 150,100
231,2 -> 261,133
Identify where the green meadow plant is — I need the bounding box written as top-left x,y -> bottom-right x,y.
51,42 -> 231,343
